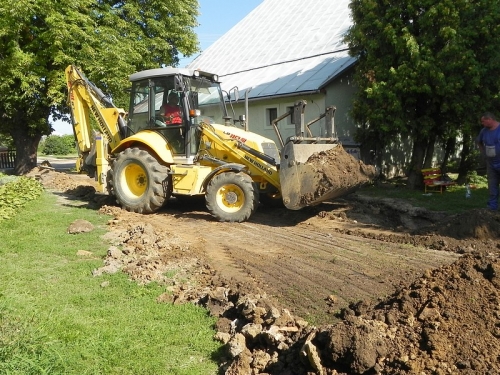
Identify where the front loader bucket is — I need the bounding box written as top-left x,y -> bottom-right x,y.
279,142 -> 357,210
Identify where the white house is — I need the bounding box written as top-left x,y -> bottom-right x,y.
188,0 -> 362,158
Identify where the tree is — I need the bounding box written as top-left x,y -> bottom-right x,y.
0,0 -> 199,174
40,135 -> 76,155
344,0 -> 500,187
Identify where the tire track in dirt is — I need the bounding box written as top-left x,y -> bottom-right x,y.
90,195 -> 461,324
178,216 -> 460,323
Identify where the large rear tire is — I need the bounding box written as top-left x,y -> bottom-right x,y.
205,172 -> 258,222
110,147 -> 171,213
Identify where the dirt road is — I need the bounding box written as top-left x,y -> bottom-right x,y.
125,198 -> 458,323
27,165 -> 500,374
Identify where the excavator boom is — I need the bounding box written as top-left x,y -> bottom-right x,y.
65,65 -> 126,152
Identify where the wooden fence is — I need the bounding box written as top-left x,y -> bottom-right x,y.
0,150 -> 15,169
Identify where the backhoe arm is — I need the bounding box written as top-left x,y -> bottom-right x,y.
65,65 -> 125,153
65,65 -> 127,193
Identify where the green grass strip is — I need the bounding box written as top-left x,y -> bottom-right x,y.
359,181 -> 489,214
0,192 -> 220,375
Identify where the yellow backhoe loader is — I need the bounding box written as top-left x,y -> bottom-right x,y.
65,64 -> 364,222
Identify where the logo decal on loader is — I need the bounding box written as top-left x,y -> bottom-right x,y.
223,131 -> 247,144
244,155 -> 273,175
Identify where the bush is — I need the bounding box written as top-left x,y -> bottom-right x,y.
467,170 -> 488,185
0,177 -> 44,221
40,135 -> 76,155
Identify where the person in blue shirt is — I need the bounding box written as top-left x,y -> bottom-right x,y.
477,112 -> 500,210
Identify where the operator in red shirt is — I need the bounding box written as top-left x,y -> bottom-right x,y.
161,92 -> 182,125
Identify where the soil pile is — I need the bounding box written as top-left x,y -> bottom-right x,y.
26,164 -> 96,192
316,252 -> 500,374
307,145 -> 377,190
416,208 -> 500,240
323,195 -> 500,254
299,145 -> 377,206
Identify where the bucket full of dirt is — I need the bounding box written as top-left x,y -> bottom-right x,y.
279,143 -> 377,210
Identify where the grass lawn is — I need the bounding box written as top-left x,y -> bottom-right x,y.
0,193 -> 221,375
357,177 -> 489,214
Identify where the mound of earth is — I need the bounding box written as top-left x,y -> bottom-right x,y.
315,252 -> 500,374
283,145 -> 377,208
416,208 -> 500,240
306,145 -> 377,191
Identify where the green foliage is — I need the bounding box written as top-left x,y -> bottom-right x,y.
40,134 -> 76,155
0,0 -> 200,168
0,177 -> 44,221
466,170 -> 488,185
345,0 -> 500,167
0,134 -> 14,148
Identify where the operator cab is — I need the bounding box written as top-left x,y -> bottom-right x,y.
127,68 -> 227,162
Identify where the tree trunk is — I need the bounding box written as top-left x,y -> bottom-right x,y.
457,134 -> 476,185
423,134 -> 436,169
407,138 -> 427,189
441,137 -> 456,173
10,126 -> 42,175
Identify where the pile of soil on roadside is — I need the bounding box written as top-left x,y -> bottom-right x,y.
26,165 -> 115,206
26,165 -> 97,192
415,207 -> 500,240
317,194 -> 500,254
313,252 -> 500,374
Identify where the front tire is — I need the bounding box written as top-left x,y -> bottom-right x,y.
205,172 -> 258,222
110,147 -> 171,213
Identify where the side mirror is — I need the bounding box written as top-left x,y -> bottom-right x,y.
229,86 -> 239,102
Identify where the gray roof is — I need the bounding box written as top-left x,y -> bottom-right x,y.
188,0 -> 355,99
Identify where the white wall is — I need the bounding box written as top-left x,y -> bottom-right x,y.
223,69 -> 414,175
324,69 -> 358,146
229,93 -> 326,145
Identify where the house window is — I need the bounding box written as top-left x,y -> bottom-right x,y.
286,106 -> 294,125
266,108 -> 277,126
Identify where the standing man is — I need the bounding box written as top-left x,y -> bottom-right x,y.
477,112 -> 500,210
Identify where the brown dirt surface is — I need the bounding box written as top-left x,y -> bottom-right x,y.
29,164 -> 500,374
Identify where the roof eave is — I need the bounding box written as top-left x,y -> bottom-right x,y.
228,90 -> 321,104
319,58 -> 357,90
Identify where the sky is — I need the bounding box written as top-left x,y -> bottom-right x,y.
178,0 -> 264,68
52,0 -> 264,135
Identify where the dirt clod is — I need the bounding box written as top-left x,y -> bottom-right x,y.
67,219 -> 94,234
